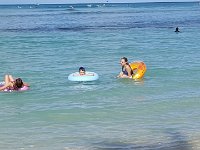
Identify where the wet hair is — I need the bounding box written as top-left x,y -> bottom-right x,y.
79,67 -> 85,72
14,78 -> 23,89
121,57 -> 128,63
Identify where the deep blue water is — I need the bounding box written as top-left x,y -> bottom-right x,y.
0,2 -> 200,150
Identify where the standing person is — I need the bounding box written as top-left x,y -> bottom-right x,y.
117,57 -> 133,78
0,74 -> 29,91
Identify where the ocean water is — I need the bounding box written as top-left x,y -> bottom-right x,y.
0,2 -> 200,150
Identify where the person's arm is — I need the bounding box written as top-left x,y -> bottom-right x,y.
117,72 -> 123,78
126,66 -> 133,78
23,82 -> 30,87
73,73 -> 81,76
86,73 -> 94,76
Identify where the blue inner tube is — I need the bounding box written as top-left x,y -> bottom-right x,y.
68,72 -> 99,81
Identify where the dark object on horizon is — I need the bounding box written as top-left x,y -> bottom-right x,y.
175,27 -> 180,32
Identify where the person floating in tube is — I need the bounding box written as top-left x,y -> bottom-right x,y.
117,57 -> 133,78
73,67 -> 94,76
79,67 -> 86,76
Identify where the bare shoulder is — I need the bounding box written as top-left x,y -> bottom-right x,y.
125,64 -> 131,69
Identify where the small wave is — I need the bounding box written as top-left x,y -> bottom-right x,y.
1,27 -> 55,32
57,27 -> 90,31
0,25 -> 134,33
1,18 -> 200,33
57,26 -> 132,31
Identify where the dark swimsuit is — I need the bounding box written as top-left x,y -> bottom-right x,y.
122,64 -> 133,76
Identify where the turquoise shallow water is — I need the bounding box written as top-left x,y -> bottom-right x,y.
0,2 -> 200,150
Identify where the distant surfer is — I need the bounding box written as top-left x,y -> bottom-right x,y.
175,27 -> 180,33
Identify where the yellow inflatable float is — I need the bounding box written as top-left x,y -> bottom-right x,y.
130,61 -> 147,80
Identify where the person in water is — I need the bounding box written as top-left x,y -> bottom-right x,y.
73,67 -> 94,76
175,27 -> 180,32
0,74 -> 29,91
79,67 -> 86,75
117,57 -> 133,78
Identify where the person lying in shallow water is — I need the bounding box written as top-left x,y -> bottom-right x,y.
0,74 -> 29,91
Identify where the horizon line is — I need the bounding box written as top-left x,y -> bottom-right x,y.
0,1 -> 197,5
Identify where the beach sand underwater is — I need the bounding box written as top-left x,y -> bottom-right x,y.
0,2 -> 200,150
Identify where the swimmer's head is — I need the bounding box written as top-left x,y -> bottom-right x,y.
120,57 -> 128,66
79,67 -> 86,75
15,78 -> 23,89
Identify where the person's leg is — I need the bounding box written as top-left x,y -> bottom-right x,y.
4,75 -> 9,84
8,75 -> 15,82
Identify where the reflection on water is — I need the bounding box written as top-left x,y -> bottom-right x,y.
91,130 -> 192,150
68,81 -> 100,93
117,78 -> 145,86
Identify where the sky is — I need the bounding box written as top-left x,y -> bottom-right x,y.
0,0 -> 196,4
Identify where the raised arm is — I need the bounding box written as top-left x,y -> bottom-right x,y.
126,65 -> 133,78
120,65 -> 132,78
23,82 -> 30,87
